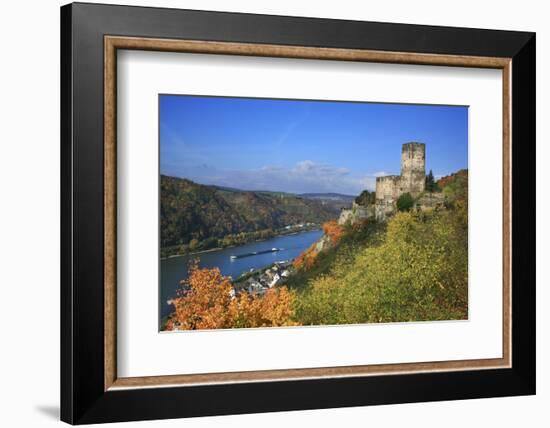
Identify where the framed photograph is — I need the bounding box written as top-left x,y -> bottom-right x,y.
61,2 -> 535,424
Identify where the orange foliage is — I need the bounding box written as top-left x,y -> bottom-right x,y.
293,221 -> 344,271
228,287 -> 299,328
292,249 -> 307,270
165,263 -> 298,330
322,220 -> 344,244
437,169 -> 468,189
304,247 -> 319,269
293,244 -> 319,270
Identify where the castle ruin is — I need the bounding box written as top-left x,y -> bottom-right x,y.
338,142 -> 427,225
375,142 -> 426,220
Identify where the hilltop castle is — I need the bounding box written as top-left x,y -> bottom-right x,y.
338,142 -> 428,225
375,142 -> 426,220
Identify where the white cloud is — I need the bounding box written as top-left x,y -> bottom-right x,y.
182,160 -> 382,195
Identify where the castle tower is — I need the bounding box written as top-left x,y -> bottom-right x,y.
400,142 -> 426,196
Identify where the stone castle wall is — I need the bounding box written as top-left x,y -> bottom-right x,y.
375,142 -> 426,202
337,202 -> 375,225
400,142 -> 426,196
374,142 -> 426,220
375,175 -> 401,201
337,143 -> 427,223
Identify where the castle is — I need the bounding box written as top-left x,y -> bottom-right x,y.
375,142 -> 426,220
338,142 -> 427,225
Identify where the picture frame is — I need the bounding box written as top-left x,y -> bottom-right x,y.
61,2 -> 535,424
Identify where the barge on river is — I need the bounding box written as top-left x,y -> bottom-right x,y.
230,247 -> 280,260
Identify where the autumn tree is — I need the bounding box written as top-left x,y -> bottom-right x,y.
322,220 -> 345,244
293,220 -> 345,271
228,287 -> 298,328
438,169 -> 468,203
437,169 -> 467,190
166,263 -> 234,330
165,263 -> 298,330
293,244 -> 319,270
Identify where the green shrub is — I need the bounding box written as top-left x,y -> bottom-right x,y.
396,192 -> 414,212
355,190 -> 375,206
425,169 -> 440,192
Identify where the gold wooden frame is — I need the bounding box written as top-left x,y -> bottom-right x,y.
104,36 -> 512,391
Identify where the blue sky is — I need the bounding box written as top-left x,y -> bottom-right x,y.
160,95 -> 468,195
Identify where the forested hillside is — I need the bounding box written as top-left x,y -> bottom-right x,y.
161,175 -> 339,255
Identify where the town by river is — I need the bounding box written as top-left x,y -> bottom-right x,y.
160,229 -> 323,319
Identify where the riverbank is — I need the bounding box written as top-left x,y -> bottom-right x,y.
163,246 -> 224,260
160,229 -> 324,320
160,223 -> 323,259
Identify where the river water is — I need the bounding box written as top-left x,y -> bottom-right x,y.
160,229 -> 323,319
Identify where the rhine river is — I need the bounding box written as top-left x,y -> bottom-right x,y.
160,229 -> 323,319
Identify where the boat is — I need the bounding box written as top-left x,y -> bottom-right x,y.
229,248 -> 280,260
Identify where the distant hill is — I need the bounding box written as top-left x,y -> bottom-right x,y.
300,192 -> 356,210
161,175 -> 339,249
300,192 -> 356,201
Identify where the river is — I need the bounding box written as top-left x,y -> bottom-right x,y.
160,229 -> 323,319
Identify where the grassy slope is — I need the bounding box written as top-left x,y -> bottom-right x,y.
289,170 -> 468,325
285,221 -> 386,291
